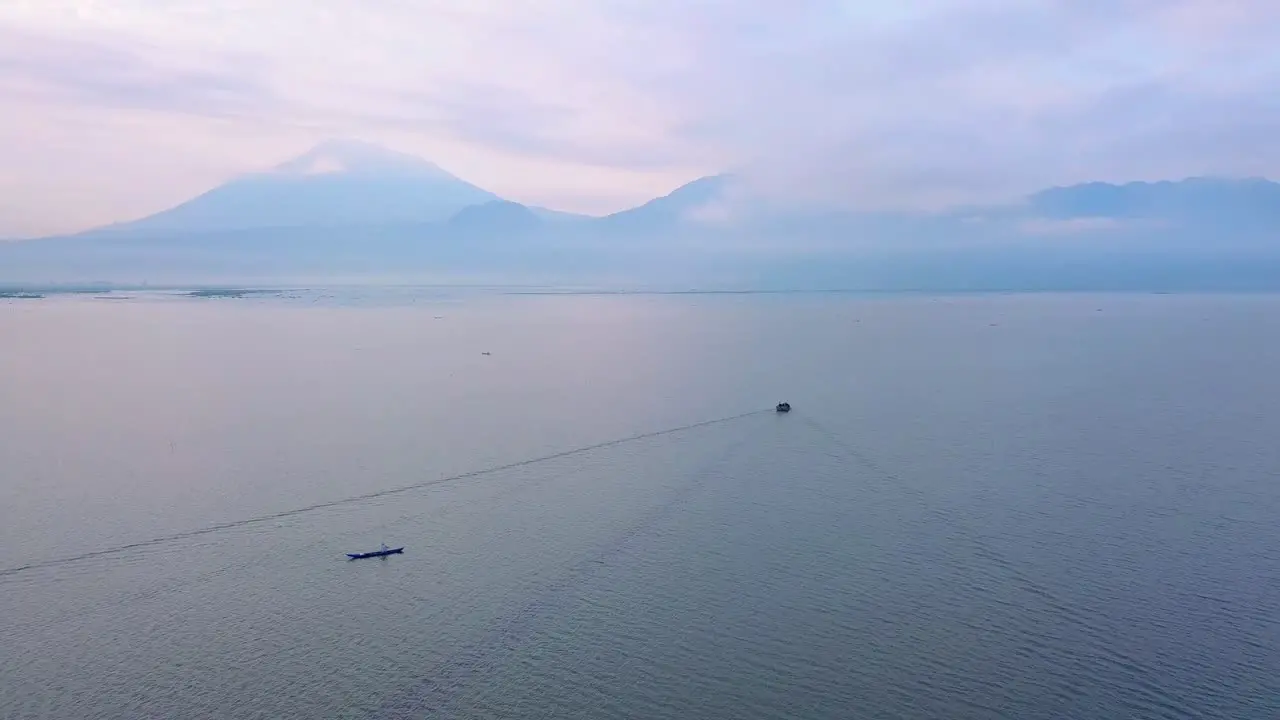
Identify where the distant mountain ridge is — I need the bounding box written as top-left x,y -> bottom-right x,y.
598,174 -> 731,232
7,140 -> 1280,290
64,140 -> 1280,241
81,140 -> 502,237
1025,177 -> 1280,226
447,200 -> 542,235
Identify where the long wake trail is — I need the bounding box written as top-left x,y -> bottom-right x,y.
0,409 -> 768,578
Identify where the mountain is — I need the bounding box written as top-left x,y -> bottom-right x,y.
446,200 -> 542,236
81,139 -> 501,237
1024,177 -> 1280,228
597,174 -> 730,233
7,162 -> 1280,290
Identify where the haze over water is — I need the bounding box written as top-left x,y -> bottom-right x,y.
2,290 -> 1277,719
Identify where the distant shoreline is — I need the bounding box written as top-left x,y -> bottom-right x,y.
3,284 -> 1279,300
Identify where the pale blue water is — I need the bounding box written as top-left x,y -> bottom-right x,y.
1,291 -> 1277,718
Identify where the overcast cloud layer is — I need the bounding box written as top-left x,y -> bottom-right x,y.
1,0 -> 1278,236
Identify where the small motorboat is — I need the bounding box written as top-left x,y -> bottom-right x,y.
347,543 -> 404,560
776,402 -> 791,413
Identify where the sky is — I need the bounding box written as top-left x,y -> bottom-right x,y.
1,0 -> 1278,237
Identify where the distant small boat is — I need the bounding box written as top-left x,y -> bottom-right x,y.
776,402 -> 791,413
347,544 -> 404,560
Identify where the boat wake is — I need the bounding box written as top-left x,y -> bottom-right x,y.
0,409 -> 769,578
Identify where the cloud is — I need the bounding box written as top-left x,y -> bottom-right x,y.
378,83 -> 698,171
0,27 -> 275,118
1,0 -> 1278,235
643,0 -> 1280,212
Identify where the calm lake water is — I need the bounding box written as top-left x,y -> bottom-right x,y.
2,290 -> 1278,719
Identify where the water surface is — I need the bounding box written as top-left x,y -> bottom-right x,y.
2,291 -> 1277,718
